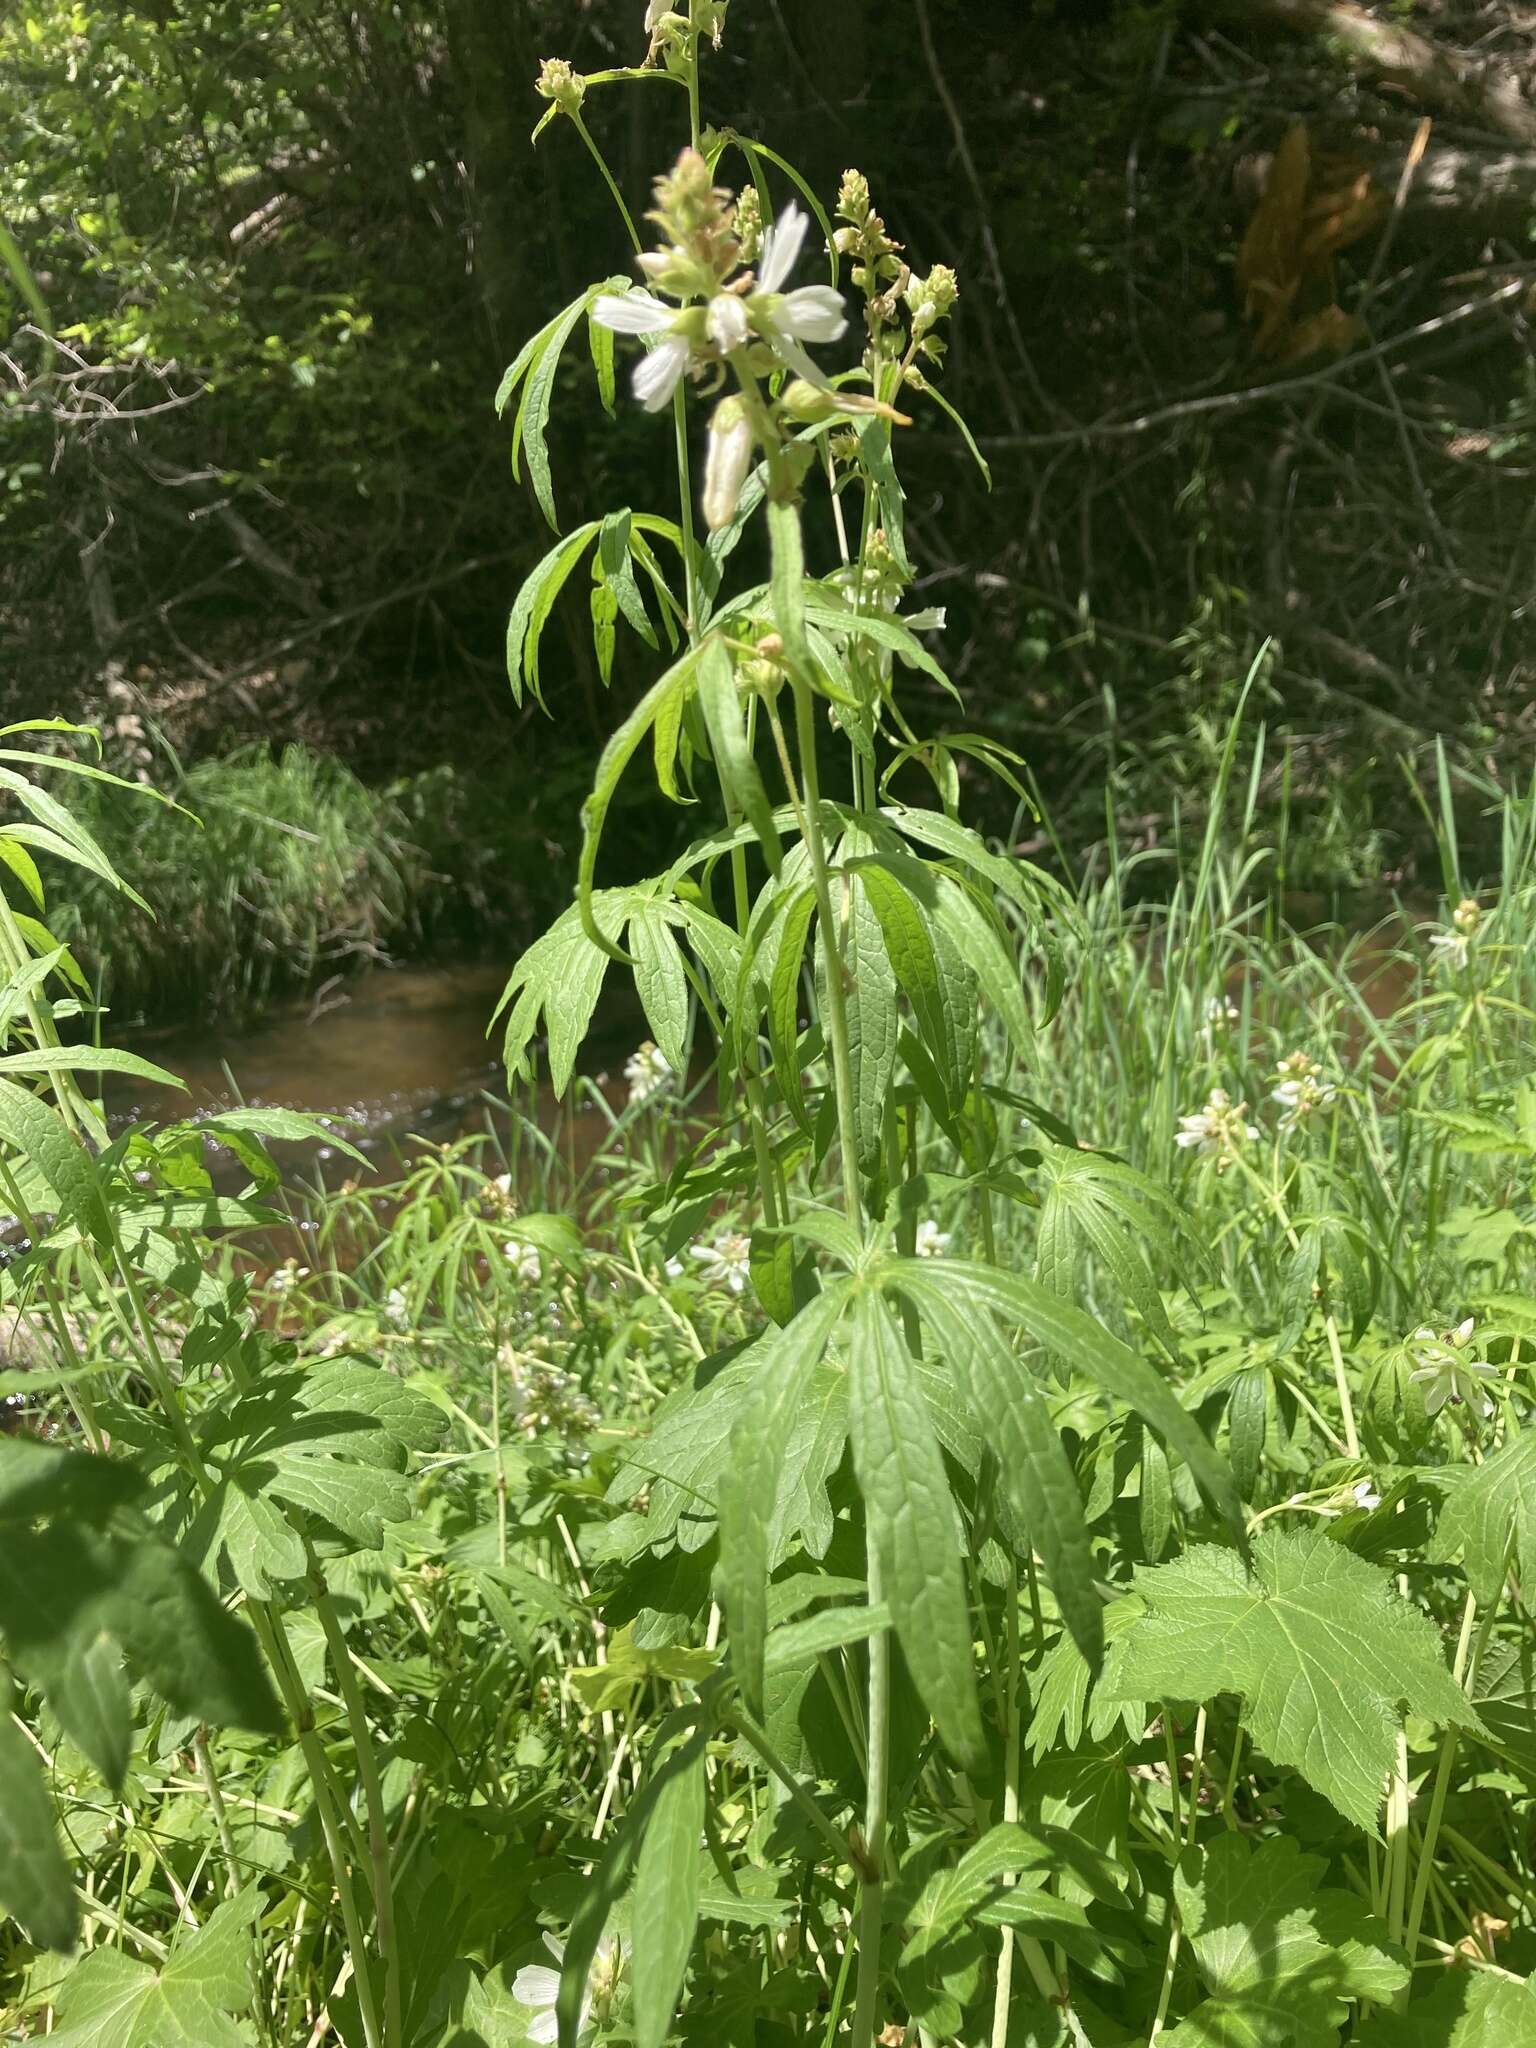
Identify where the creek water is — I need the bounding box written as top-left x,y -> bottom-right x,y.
106,959 -> 639,1187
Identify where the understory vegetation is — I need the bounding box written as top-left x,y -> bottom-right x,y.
5,7 -> 1536,2048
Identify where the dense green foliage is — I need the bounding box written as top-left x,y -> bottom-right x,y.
4,7 -> 1536,2048
5,0 -> 1536,912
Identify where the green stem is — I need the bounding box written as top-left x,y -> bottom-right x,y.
312,1562 -> 402,2048
570,112 -> 641,253
989,1563 -> 1022,2048
851,1542 -> 889,2048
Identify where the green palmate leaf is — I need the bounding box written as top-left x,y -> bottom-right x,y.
577,653 -> 703,957
0,1078 -> 111,1247
1164,1835 -> 1407,2048
847,1290 -> 984,1767
0,767 -> 150,911
764,1599 -> 891,1671
854,856 -> 961,1106
47,1886 -> 264,2046
505,520 -> 599,708
597,508 -> 658,648
697,637 -> 781,874
629,905 -> 690,1077
501,283 -> 625,530
0,1044 -> 182,1087
1429,1429 -> 1536,1603
717,1285 -> 850,1717
631,1730 -> 707,2048
186,1358 -> 445,1591
885,1259 -> 1102,1668
1100,1529 -> 1479,1834
1034,1145 -> 1193,1363
1354,1970 -> 1536,2046
766,883 -> 818,1129
826,832 -> 897,1174
0,1694 -> 77,1951
923,1261 -> 1242,1539
0,1440 -> 279,1787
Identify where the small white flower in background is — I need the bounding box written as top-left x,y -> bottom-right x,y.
663,1256 -> 685,1281
1429,900 -> 1481,974
623,1039 -> 674,1104
1270,1050 -> 1338,1131
270,1261 -> 309,1296
384,1287 -> 409,1330
1174,1087 -> 1259,1171
690,1230 -> 752,1293
504,1239 -> 543,1285
513,1930 -> 619,2044
1351,1478 -> 1382,1511
1200,992 -> 1240,1046
915,1219 -> 951,1258
1408,1317 -> 1498,1419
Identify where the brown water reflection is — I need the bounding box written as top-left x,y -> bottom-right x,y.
107,960 -> 642,1182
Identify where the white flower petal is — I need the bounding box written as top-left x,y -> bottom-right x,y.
632,333 -> 690,411
591,289 -> 676,335
514,1965 -> 562,2007
762,328 -> 830,387
775,285 -> 847,343
758,202 -> 809,294
527,2015 -> 559,2047
706,292 -> 750,352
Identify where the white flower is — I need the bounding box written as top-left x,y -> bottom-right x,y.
752,203 -> 847,377
514,1931 -> 619,2045
690,1230 -> 751,1293
664,1256 -> 684,1280
591,197 -> 847,413
644,0 -> 669,26
1174,1088 -> 1259,1170
504,1238 -> 543,1284
590,289 -> 694,412
1351,1479 -> 1381,1511
1408,1317 -> 1497,1418
705,290 -> 750,352
1270,1051 -> 1337,1131
1428,929 -> 1470,973
1200,993 -> 1240,1046
914,1219 -> 951,1258
623,1039 -> 674,1105
701,395 -> 754,531
384,1287 -> 409,1330
270,1261 -> 309,1296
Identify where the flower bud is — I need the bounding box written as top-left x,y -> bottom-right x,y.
1452,896 -> 1481,936
701,396 -> 754,531
534,57 -> 585,115
904,264 -> 959,336
838,169 -> 871,226
733,185 -> 763,266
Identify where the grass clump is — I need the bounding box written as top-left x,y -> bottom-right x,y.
50,742 -> 425,1024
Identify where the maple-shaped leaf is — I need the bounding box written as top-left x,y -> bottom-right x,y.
1099,1529 -> 1479,1834
1354,1969 -> 1536,2046
1429,1431 -> 1536,1604
185,1359 -> 445,1593
47,1886 -> 263,2046
1160,1835 -> 1406,2048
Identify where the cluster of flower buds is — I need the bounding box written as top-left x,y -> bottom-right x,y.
532,57 -> 585,139
1174,1086 -> 1259,1171
1270,1050 -> 1337,1130
1429,897 -> 1483,973
834,170 -> 903,300
498,1343 -> 601,1446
